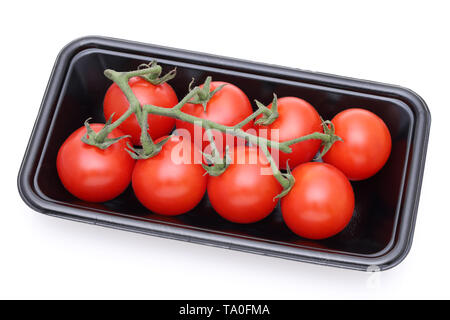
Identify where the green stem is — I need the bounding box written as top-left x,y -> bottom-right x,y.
104,66 -> 160,80
235,107 -> 266,129
259,144 -> 290,189
139,109 -> 156,155
144,104 -> 288,152
254,94 -> 279,126
84,64 -> 342,197
260,143 -> 295,199
172,87 -> 201,110
94,108 -> 134,142
204,124 -> 220,161
143,104 -> 332,153
282,132 -> 331,147
101,66 -> 336,155
104,70 -> 143,122
201,124 -> 231,176
81,64 -> 167,150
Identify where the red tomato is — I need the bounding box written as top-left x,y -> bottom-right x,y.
322,108 -> 392,180
207,146 -> 282,224
103,76 -> 178,145
132,135 -> 207,216
57,124 -> 135,202
255,97 -> 322,170
175,81 -> 253,152
281,162 -> 354,240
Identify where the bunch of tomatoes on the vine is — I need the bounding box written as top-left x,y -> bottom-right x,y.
56,62 -> 392,240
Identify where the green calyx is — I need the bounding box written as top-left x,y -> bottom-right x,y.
254,94 -> 279,126
259,144 -> 295,200
202,145 -> 231,176
81,116 -> 130,149
125,136 -> 170,160
80,62 -> 347,200
188,76 -> 226,111
315,119 -> 343,160
125,109 -> 170,160
201,126 -> 230,176
136,61 -> 177,85
274,161 -> 295,200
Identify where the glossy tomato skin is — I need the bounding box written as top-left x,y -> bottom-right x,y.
132,135 -> 207,216
281,162 -> 354,240
322,108 -> 392,180
103,76 -> 178,145
175,81 -> 253,153
207,146 -> 282,224
57,124 -> 135,202
255,97 -> 322,170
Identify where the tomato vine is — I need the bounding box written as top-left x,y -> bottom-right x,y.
81,61 -> 342,198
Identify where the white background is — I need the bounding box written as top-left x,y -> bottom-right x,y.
1,0 -> 449,299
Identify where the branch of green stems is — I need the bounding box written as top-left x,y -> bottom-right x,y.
81,61 -> 342,198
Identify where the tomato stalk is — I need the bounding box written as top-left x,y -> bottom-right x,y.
135,61 -> 177,85
259,143 -> 295,199
82,62 -> 170,149
103,62 -> 176,119
187,76 -> 226,111
81,116 -> 131,149
254,94 -> 279,126
88,62 -> 342,197
201,124 -> 231,176
234,97 -> 274,129
142,103 -> 334,154
125,108 -> 171,159
315,119 -> 343,160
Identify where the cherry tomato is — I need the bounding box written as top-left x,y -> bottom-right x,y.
322,108 -> 392,180
207,146 -> 282,224
103,76 -> 178,145
132,135 -> 207,216
255,97 -> 322,169
281,162 -> 354,240
57,124 -> 135,202
175,81 -> 253,152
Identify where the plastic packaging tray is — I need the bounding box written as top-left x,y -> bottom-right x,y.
18,36 -> 431,271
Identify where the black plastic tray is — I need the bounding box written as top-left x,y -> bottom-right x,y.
18,36 -> 430,271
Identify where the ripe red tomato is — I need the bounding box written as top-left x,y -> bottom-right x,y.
207,146 -> 282,224
255,97 -> 322,170
103,76 -> 178,145
132,135 -> 207,216
322,108 -> 392,180
57,124 -> 135,202
281,162 -> 354,240
175,81 -> 253,152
